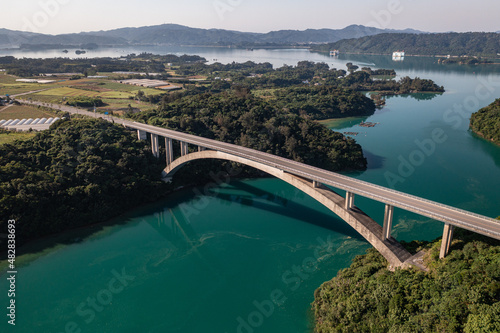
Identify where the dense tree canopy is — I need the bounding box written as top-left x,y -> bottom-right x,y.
314,231 -> 500,333
0,119 -> 168,242
133,92 -> 367,171
470,99 -> 500,145
273,86 -> 375,119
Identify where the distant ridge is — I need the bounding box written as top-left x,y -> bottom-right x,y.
312,32 -> 500,57
0,24 -> 425,49
83,24 -> 425,45
0,28 -> 126,49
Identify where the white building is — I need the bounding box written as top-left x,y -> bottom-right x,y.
392,51 -> 405,61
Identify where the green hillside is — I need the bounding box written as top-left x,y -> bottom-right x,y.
313,32 -> 500,57
470,99 -> 500,145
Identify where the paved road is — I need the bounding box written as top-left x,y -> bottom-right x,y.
19,99 -> 500,240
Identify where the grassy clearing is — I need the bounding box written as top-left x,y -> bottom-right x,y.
0,73 -> 20,84
98,81 -> 167,95
0,105 -> 55,120
318,116 -> 368,130
252,88 -> 277,99
0,131 -> 37,145
371,75 -> 397,80
19,94 -> 58,103
99,98 -> 156,113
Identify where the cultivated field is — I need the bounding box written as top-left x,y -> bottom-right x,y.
1,73 -> 174,115
0,105 -> 55,120
35,87 -> 134,99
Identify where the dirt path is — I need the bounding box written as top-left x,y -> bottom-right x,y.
12,88 -> 52,97
0,104 -> 14,113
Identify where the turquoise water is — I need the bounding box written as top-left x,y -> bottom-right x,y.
1,50 -> 500,332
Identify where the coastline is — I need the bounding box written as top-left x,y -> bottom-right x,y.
470,129 -> 500,147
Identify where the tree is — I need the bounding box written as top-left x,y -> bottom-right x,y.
346,62 -> 359,74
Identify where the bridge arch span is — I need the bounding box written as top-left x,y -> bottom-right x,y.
163,150 -> 412,268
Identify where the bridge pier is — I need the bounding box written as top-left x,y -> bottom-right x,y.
313,181 -> 320,188
345,192 -> 355,210
151,134 -> 159,158
165,138 -> 173,166
198,146 -> 206,152
382,204 -> 394,241
137,130 -> 147,141
180,142 -> 189,156
440,224 -> 455,259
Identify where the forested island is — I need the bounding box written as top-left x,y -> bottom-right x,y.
470,99 -> 500,145
438,57 -> 493,65
313,230 -> 500,332
312,32 -> 500,58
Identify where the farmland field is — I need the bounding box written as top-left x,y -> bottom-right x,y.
0,105 -> 55,120
0,83 -> 54,96
0,73 -> 59,95
35,87 -> 134,98
2,73 -> 173,115
0,131 -> 37,145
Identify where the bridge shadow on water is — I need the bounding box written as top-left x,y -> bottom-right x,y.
140,178 -> 366,252
6,177 -> 366,264
205,180 -> 366,242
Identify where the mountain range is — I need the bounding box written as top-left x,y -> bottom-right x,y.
0,24 -> 425,49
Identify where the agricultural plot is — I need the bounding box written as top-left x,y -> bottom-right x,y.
0,73 -> 60,95
2,73 -> 172,115
0,105 -> 55,120
35,87 -> 134,99
0,73 -> 20,84
0,83 -> 55,96
0,131 -> 37,145
98,81 -> 167,95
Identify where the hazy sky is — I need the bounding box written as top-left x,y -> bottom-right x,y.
4,0 -> 499,35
